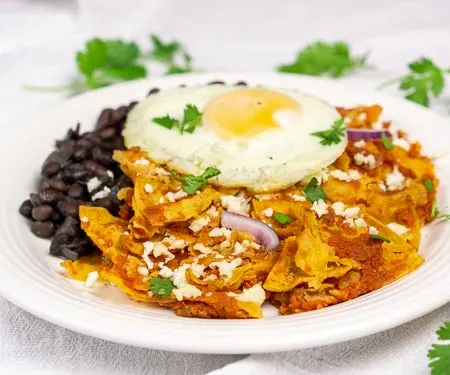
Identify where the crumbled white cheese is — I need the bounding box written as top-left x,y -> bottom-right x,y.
369,226 -> 379,235
227,283 -> 266,305
233,241 -> 245,255
342,206 -> 360,219
85,271 -> 99,288
219,240 -> 231,250
206,205 -> 219,217
387,222 -> 409,236
379,182 -> 387,192
354,139 -> 366,148
86,177 -> 102,193
263,208 -> 274,217
255,194 -> 276,201
190,263 -> 206,278
209,258 -> 243,279
289,193 -> 307,202
193,243 -> 212,254
164,236 -> 186,250
137,266 -> 149,276
356,112 -> 367,121
91,186 -> 111,201
385,166 -> 406,191
354,153 -> 376,169
81,216 -> 89,223
106,170 -> 114,179
155,167 -> 170,176
189,216 -> 210,232
172,264 -> 202,301
142,242 -> 155,270
392,136 -> 411,151
123,231 -> 129,235
309,170 -> 329,185
209,227 -> 232,238
220,195 -> 250,215
166,190 -> 188,203
134,158 -> 149,166
204,275 -> 218,281
331,201 -> 346,216
159,197 -> 165,204
310,199 -> 328,218
330,169 -> 361,182
158,262 -> 174,278
153,242 -> 175,261
144,184 -> 154,193
214,254 -> 225,259
354,218 -> 367,228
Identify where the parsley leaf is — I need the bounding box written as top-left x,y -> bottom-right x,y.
172,167 -> 221,195
311,118 -> 346,146
153,115 -> 179,129
302,177 -> 327,203
273,212 -> 293,225
149,35 -> 193,75
277,41 -> 369,78
181,104 -> 202,133
381,133 -> 394,150
370,234 -> 391,243
149,277 -> 175,298
428,321 -> 450,375
424,178 -> 434,192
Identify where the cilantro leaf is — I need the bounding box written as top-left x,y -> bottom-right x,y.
277,41 -> 369,78
370,234 -> 391,243
398,57 -> 445,107
104,40 -> 140,68
428,321 -> 450,375
273,212 -> 293,225
424,178 -> 434,192
431,199 -> 440,218
311,118 -> 346,146
381,133 -> 394,150
76,38 -> 107,77
153,115 -> 179,129
181,104 -> 202,133
149,35 -> 193,75
302,177 -> 327,203
149,277 -> 175,298
173,167 -> 221,195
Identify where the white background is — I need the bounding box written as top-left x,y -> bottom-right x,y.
1,0 -> 449,374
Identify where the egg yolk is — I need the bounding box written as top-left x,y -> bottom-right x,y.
202,88 -> 300,139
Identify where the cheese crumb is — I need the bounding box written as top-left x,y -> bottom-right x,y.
155,167 -> 170,176
134,158 -> 149,166
87,177 -> 102,193
144,184 -> 154,193
256,194 -> 276,201
204,275 -> 218,281
330,169 -> 361,182
190,263 -> 206,278
153,242 -> 176,261
392,136 -> 411,151
123,231 -> 129,235
137,266 -> 149,276
172,264 -> 202,301
385,166 -> 406,191
387,222 -> 409,236
220,195 -> 250,215
209,258 -> 243,279
219,240 -> 231,250
342,206 -> 360,219
193,243 -> 212,254
227,283 -> 266,305
157,262 -> 174,278
209,227 -> 232,238
354,153 -> 376,169
85,271 -> 99,288
289,193 -> 307,202
106,170 -> 114,179
310,199 -> 328,218
81,216 -> 89,223
233,241 -> 245,255
379,182 -> 387,192
166,190 -> 188,202
159,197 -> 165,204
354,139 -> 366,148
331,202 -> 346,216
263,208 -> 274,217
91,186 -> 111,201
142,242 -> 155,270
369,226 -> 379,235
164,236 -> 186,250
206,205 -> 219,217
354,218 -> 367,228
189,216 -> 210,232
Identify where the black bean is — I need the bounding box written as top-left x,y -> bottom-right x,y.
39,179 -> 52,191
67,183 -> 84,199
49,179 -> 67,192
57,200 -> 78,218
39,188 -> 62,204
83,132 -> 102,146
61,246 -> 85,260
94,197 -> 117,213
58,140 -> 76,157
42,162 -> 60,177
51,211 -> 62,223
84,160 -> 106,175
147,88 -> 160,96
128,101 -> 138,110
55,216 -> 79,237
110,106 -> 128,124
92,147 -> 113,166
208,80 -> 225,85
29,193 -> 42,206
72,147 -> 89,161
31,221 -> 55,238
19,200 -> 33,218
43,151 -> 69,168
98,127 -> 116,140
76,138 -> 93,150
96,108 -> 114,129
32,205 -> 53,221
235,80 -> 247,86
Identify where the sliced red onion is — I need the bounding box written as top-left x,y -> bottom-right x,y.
221,211 -> 280,251
346,128 -> 391,141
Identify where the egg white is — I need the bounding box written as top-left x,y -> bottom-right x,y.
123,84 -> 347,192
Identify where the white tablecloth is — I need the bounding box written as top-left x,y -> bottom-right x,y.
1,1 -> 449,374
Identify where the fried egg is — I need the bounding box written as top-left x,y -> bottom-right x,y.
123,84 -> 346,192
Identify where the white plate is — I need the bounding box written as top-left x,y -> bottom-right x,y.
1,73 -> 450,354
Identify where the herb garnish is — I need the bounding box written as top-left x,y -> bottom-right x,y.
302,177 -> 327,203
277,41 -> 369,78
424,178 -> 434,192
153,115 -> 179,130
381,133 -> 394,150
273,213 -> 293,225
171,167 -> 221,195
149,277 -> 175,298
431,199 -> 440,219
428,321 -> 450,374
153,104 -> 202,134
149,34 -> 193,75
370,234 -> 391,243
311,118 -> 346,146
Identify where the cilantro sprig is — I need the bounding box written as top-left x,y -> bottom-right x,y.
152,104 -> 203,134
424,178 -> 434,192
311,118 -> 346,146
302,177 -> 327,203
149,35 -> 193,75
277,41 -> 370,78
429,321 -> 450,375
171,167 -> 221,195
149,277 -> 175,298
378,57 -> 449,107
273,212 -> 293,225
380,133 -> 394,151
